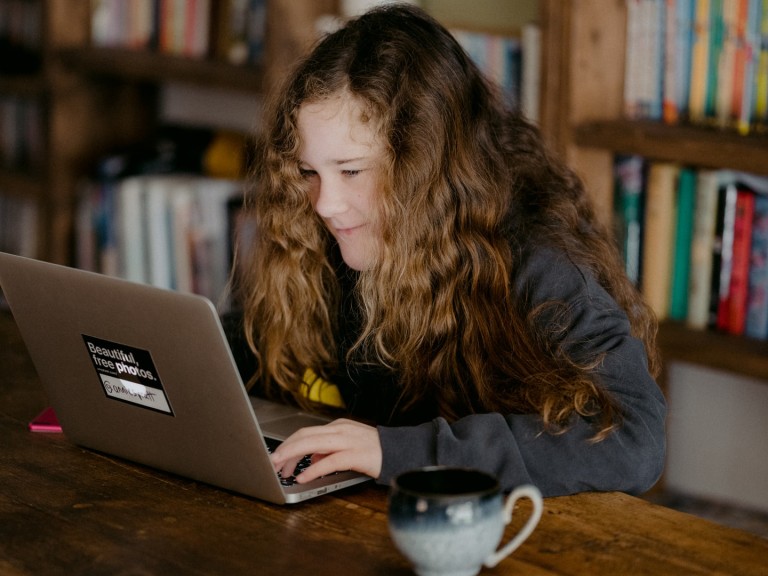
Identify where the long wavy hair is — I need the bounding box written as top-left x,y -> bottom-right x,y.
237,4 -> 659,439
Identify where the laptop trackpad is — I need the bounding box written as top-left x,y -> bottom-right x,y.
260,413 -> 331,441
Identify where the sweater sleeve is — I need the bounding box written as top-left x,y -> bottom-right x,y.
376,248 -> 667,497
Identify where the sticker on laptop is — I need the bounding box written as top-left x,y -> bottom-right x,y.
82,334 -> 173,415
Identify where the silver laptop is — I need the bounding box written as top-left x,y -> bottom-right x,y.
0,251 -> 369,504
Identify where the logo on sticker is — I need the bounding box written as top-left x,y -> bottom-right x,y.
82,334 -> 173,415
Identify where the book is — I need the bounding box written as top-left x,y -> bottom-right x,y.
521,22 -> 541,124
640,0 -> 666,119
76,168 -> 243,306
705,0 -> 725,119
737,0 -> 763,134
687,169 -> 722,328
642,162 -> 680,320
625,0 -> 645,118
712,179 -> 738,328
613,155 -> 646,286
721,185 -> 755,333
689,0 -> 713,121
0,192 -> 38,259
754,0 -> 768,127
670,167 -> 697,320
116,175 -> 148,284
745,193 -> 768,338
715,0 -> 740,127
626,0 -> 666,119
664,0 -> 696,123
452,28 -> 523,112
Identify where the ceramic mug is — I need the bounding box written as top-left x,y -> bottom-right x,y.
388,467 -> 543,576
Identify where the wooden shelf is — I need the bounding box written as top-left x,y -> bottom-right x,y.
573,120 -> 768,177
0,169 -> 45,198
0,74 -> 47,95
55,48 -> 266,92
657,321 -> 768,382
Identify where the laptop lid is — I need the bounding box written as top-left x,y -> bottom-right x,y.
0,252 -> 368,504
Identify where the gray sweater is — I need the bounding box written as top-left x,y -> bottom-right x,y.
226,245 -> 667,497
374,246 -> 667,497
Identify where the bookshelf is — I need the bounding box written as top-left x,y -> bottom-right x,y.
540,0 -> 768,383
0,0 -> 337,265
0,0 -> 47,258
7,0 -> 766,382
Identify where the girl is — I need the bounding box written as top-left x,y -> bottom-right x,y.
232,3 -> 666,497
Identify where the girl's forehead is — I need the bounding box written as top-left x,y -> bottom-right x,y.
300,91 -> 370,122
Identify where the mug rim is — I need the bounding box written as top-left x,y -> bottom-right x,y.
391,466 -> 501,499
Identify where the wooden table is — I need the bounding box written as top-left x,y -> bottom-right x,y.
1,309 -> 766,575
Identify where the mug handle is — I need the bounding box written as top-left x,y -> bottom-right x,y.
483,484 -> 543,569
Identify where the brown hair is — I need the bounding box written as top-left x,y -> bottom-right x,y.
238,4 -> 659,438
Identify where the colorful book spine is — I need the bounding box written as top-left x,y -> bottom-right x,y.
687,170 -> 722,329
647,0 -> 667,119
756,0 -> 768,125
723,186 -> 756,333
665,0 -> 696,123
625,0 -> 645,118
689,0 -> 713,121
740,0 -> 763,133
716,0 -> 740,127
642,162 -> 680,320
613,155 -> 646,286
670,167 -> 697,319
705,0 -> 726,119
745,193 -> 768,338
714,181 -> 738,328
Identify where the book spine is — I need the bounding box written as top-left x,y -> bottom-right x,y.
714,181 -> 738,329
689,0 -> 712,121
687,170 -> 722,329
716,0 -> 739,127
670,167 -> 698,320
725,186 -> 756,333
755,0 -> 768,125
521,22 -> 541,123
642,162 -> 680,320
614,155 -> 647,286
745,194 -> 768,338
738,0 -> 763,133
705,0 -> 725,119
625,0 -> 645,118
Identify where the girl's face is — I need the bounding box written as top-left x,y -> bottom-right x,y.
297,94 -> 383,271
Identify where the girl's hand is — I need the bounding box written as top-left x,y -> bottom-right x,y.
269,419 -> 382,484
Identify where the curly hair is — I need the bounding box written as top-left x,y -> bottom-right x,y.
237,4 -> 659,439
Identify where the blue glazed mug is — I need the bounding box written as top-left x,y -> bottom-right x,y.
388,467 -> 543,576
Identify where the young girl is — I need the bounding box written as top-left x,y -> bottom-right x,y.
231,3 -> 666,497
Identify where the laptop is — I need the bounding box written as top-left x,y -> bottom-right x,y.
0,251 -> 370,504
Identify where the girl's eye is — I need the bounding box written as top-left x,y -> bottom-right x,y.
342,169 -> 361,177
299,168 -> 317,179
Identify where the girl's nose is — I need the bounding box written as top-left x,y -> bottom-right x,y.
312,178 -> 347,218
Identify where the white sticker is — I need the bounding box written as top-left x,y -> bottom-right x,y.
83,334 -> 173,415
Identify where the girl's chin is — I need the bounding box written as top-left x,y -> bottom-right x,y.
338,246 -> 374,271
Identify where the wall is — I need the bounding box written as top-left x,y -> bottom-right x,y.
665,363 -> 768,513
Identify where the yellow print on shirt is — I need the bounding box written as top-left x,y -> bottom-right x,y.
301,367 -> 345,408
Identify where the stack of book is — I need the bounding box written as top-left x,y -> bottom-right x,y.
614,155 -> 768,338
75,126 -> 249,308
623,0 -> 767,135
451,23 -> 541,123
90,0 -> 267,65
0,94 -> 44,173
77,171 -> 244,308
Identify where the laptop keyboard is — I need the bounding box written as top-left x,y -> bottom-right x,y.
264,437 -> 312,486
